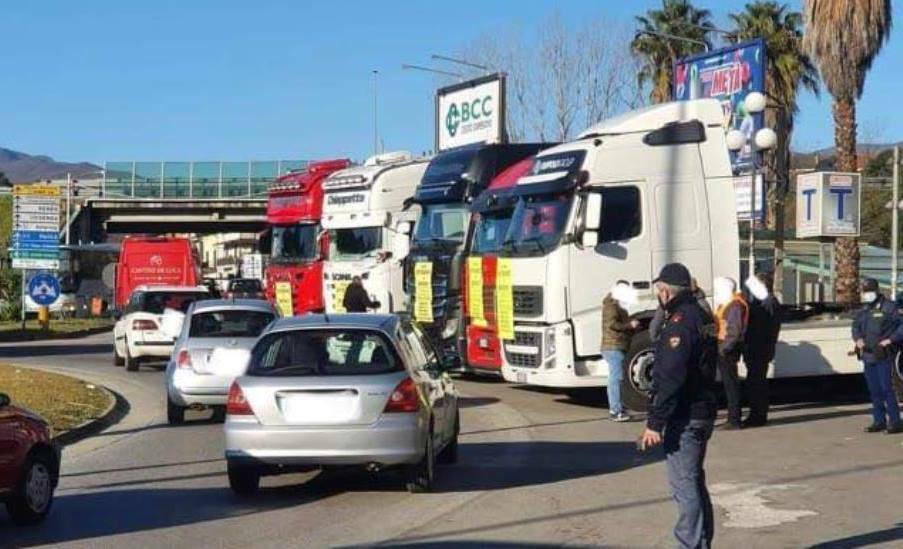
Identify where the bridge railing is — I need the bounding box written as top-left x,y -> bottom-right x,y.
102,160 -> 308,199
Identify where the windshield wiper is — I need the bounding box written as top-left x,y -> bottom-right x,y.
500,238 -> 520,253
520,236 -> 547,253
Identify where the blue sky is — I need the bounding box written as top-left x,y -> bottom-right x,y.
3,0 -> 902,164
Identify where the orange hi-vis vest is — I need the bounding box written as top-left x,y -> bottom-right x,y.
714,293 -> 749,341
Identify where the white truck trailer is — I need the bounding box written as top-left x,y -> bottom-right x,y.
496,99 -> 874,409
321,151 -> 428,314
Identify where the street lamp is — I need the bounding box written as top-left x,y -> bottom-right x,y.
726,91 -> 775,277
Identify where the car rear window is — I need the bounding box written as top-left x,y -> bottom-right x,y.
230,279 -> 262,292
248,329 -> 402,377
141,292 -> 209,314
189,310 -> 274,338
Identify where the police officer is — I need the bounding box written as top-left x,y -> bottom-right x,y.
852,278 -> 903,434
639,263 -> 718,549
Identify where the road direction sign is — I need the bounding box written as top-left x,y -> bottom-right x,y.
12,185 -> 61,270
27,273 -> 61,306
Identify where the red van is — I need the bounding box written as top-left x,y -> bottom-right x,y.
115,237 -> 200,309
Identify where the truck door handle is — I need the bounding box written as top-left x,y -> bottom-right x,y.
632,281 -> 650,289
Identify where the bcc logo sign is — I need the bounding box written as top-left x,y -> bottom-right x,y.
445,95 -> 493,137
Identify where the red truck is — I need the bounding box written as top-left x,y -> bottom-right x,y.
265,159 -> 351,316
463,157 -> 535,373
114,236 -> 200,309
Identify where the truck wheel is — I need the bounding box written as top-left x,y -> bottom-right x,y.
227,462 -> 260,496
6,451 -> 55,525
621,331 -> 655,412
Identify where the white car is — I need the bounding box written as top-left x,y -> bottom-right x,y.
112,285 -> 210,371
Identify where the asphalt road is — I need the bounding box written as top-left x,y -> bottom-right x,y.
1,332 -> 902,548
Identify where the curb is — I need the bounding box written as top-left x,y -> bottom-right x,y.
0,325 -> 113,343
53,385 -> 128,447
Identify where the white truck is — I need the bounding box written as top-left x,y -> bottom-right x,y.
497,99 -> 873,409
321,151 -> 428,314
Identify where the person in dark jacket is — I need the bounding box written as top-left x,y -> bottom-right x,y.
741,272 -> 782,428
601,280 -> 640,422
852,278 -> 903,434
713,277 -> 748,430
640,263 -> 717,549
342,276 -> 380,313
649,277 -> 712,342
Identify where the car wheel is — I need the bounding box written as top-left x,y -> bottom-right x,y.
621,331 -> 654,412
125,343 -> 140,372
6,452 -> 55,525
113,346 -> 124,367
437,411 -> 459,465
228,462 -> 260,496
406,429 -> 435,493
166,396 -> 185,425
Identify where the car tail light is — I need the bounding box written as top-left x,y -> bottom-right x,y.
384,377 -> 420,413
176,349 -> 192,369
132,319 -> 158,331
226,382 -> 254,416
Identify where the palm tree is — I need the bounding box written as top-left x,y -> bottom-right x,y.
803,0 -> 893,304
727,2 -> 820,298
631,0 -> 714,103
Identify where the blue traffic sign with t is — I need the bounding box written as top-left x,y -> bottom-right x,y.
28,273 -> 61,306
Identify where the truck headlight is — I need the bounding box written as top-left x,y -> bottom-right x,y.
544,327 -> 556,358
442,317 -> 459,339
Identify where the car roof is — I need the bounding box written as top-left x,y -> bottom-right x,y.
134,285 -> 209,293
266,313 -> 399,335
189,299 -> 276,314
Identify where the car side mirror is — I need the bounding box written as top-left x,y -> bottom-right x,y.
318,231 -> 330,260
0,393 -> 9,407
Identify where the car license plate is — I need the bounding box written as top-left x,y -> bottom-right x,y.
516,371 -> 527,383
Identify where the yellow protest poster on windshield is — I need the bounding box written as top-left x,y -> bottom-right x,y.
467,257 -> 486,327
496,258 -> 514,340
332,280 -> 350,313
275,282 -> 293,316
414,262 -> 433,323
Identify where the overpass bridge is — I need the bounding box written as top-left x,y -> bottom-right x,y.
61,159 -> 307,242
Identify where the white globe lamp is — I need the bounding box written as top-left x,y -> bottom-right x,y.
754,127 -> 778,150
744,91 -> 767,114
726,129 -> 747,152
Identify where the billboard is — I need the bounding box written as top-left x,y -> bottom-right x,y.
436,73 -> 506,151
674,39 -> 766,171
796,172 -> 861,238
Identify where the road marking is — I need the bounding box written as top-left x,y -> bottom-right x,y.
710,482 -> 818,528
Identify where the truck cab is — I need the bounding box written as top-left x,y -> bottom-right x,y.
463,157 -> 537,374
265,159 -> 351,316
322,151 -> 428,314
497,100 -> 739,396
406,143 -> 550,368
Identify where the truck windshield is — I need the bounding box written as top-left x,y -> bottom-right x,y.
500,192 -> 573,256
329,227 -> 383,261
414,203 -> 468,245
471,209 -> 514,254
272,224 -> 318,263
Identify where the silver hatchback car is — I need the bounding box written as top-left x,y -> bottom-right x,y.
224,314 -> 459,495
165,299 -> 278,424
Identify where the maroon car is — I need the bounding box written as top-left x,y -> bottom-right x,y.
0,392 -> 60,524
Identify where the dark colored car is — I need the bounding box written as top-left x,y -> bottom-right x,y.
226,279 -> 265,300
0,393 -> 60,524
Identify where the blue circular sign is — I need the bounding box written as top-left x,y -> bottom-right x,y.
28,273 -> 61,306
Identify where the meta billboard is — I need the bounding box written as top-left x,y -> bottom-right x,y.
796,172 -> 861,239
674,39 -> 766,172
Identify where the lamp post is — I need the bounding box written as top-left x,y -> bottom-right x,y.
726,92 -> 776,277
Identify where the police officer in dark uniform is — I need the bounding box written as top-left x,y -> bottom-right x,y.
852,278 -> 903,434
639,263 -> 718,549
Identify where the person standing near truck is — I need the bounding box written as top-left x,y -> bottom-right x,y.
713,277 -> 748,430
342,276 -> 381,313
601,280 -> 639,422
852,278 -> 903,434
650,278 -> 712,342
640,263 -> 718,549
742,273 -> 782,427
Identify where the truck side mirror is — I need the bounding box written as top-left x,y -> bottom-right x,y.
392,232 -> 411,260
397,221 -> 413,236
584,193 -> 602,231
318,231 -> 330,260
581,231 -> 599,248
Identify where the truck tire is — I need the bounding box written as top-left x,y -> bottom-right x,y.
621,330 -> 655,412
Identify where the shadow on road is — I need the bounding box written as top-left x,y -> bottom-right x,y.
0,343 -> 113,358
808,523 -> 903,548
458,396 -> 501,408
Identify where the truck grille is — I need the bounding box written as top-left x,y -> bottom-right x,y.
504,331 -> 541,368
513,286 -> 543,317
